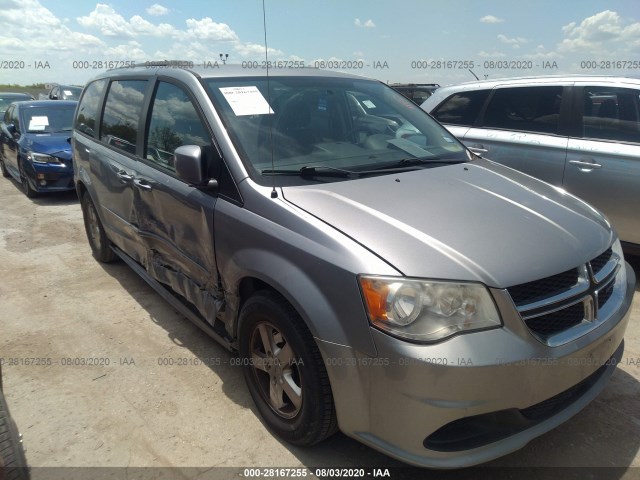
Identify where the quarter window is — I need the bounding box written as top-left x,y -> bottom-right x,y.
582,86 -> 640,143
74,79 -> 106,138
483,86 -> 563,135
101,80 -> 148,154
431,90 -> 490,126
145,82 -> 210,172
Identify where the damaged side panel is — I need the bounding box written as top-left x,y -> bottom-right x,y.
133,160 -> 225,326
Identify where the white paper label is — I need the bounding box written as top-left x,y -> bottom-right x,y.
362,100 -> 376,109
63,90 -> 73,96
219,86 -> 274,116
29,116 -> 49,131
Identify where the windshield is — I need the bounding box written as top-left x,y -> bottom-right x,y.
22,105 -> 76,133
59,86 -> 82,100
0,94 -> 31,112
204,76 -> 468,185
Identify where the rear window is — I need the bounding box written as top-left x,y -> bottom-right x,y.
432,90 -> 490,126
75,79 -> 106,138
482,86 -> 563,135
582,86 -> 640,143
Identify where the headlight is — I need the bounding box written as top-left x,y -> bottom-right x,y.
29,153 -> 59,164
359,276 -> 502,343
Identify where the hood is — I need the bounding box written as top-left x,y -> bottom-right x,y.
281,160 -> 613,288
25,133 -> 72,161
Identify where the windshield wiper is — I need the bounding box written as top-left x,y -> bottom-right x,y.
262,165 -> 358,178
376,156 -> 465,170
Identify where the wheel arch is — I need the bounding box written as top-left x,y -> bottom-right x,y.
221,249 -> 377,357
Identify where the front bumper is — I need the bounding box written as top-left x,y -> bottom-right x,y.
318,262 -> 635,468
24,160 -> 74,192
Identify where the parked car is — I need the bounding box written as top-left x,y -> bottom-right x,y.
46,84 -> 82,101
0,92 -> 34,119
391,83 -> 439,105
0,364 -> 30,480
0,100 -> 77,197
73,65 -> 634,468
422,75 -> 640,254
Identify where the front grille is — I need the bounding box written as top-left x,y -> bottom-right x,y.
524,303 -> 585,336
590,248 -> 612,277
597,281 -> 615,309
506,245 -> 621,345
507,268 -> 579,307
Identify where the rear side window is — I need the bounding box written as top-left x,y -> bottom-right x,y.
431,90 -> 490,126
75,79 -> 106,138
10,106 -> 20,132
101,80 -> 148,154
145,81 -> 210,172
483,86 -> 563,134
582,86 -> 640,143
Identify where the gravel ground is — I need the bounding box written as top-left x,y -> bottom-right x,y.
0,175 -> 639,480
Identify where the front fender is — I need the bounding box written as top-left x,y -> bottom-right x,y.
214,197 -> 399,357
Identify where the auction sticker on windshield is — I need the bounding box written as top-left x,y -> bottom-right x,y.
219,86 -> 274,116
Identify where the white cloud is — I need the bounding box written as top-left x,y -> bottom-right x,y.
104,41 -> 148,61
354,18 -> 375,28
146,4 -> 168,16
480,15 -> 504,24
184,17 -> 238,41
233,42 -> 283,57
559,10 -> 640,53
497,34 -> 527,46
77,4 -> 131,37
77,4 -> 181,38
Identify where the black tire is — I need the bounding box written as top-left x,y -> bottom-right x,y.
81,191 -> 117,263
0,157 -> 9,178
18,161 -> 36,198
238,291 -> 338,446
0,390 -> 30,480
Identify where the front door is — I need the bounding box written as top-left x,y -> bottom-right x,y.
134,79 -> 220,323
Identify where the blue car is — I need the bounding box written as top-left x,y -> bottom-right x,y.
0,100 -> 77,197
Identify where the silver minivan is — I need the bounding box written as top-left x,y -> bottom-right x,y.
422,75 -> 640,254
73,65 -> 635,468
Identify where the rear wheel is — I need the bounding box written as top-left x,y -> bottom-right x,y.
81,192 -> 117,263
18,161 -> 37,198
238,291 -> 337,446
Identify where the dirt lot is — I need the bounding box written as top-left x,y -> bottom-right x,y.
0,175 -> 639,479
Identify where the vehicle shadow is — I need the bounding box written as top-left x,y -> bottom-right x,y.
95,256 -> 640,477
3,175 -> 78,205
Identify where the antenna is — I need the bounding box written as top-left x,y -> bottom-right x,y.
262,0 -> 277,199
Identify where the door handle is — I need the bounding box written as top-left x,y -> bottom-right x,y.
133,178 -> 153,191
116,170 -> 133,181
468,144 -> 488,154
569,160 -> 602,170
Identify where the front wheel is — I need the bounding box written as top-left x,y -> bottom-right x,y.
238,291 -> 337,446
81,192 -> 117,263
0,157 -> 10,178
18,161 -> 37,198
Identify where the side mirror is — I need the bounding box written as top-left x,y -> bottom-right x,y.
174,145 -> 218,190
7,124 -> 18,138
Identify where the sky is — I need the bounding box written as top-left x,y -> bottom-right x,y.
1,0 -> 640,86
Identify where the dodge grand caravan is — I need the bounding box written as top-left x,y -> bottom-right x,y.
73,65 -> 635,468
422,76 -> 640,255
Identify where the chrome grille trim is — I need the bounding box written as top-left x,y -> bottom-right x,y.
506,246 -> 622,346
